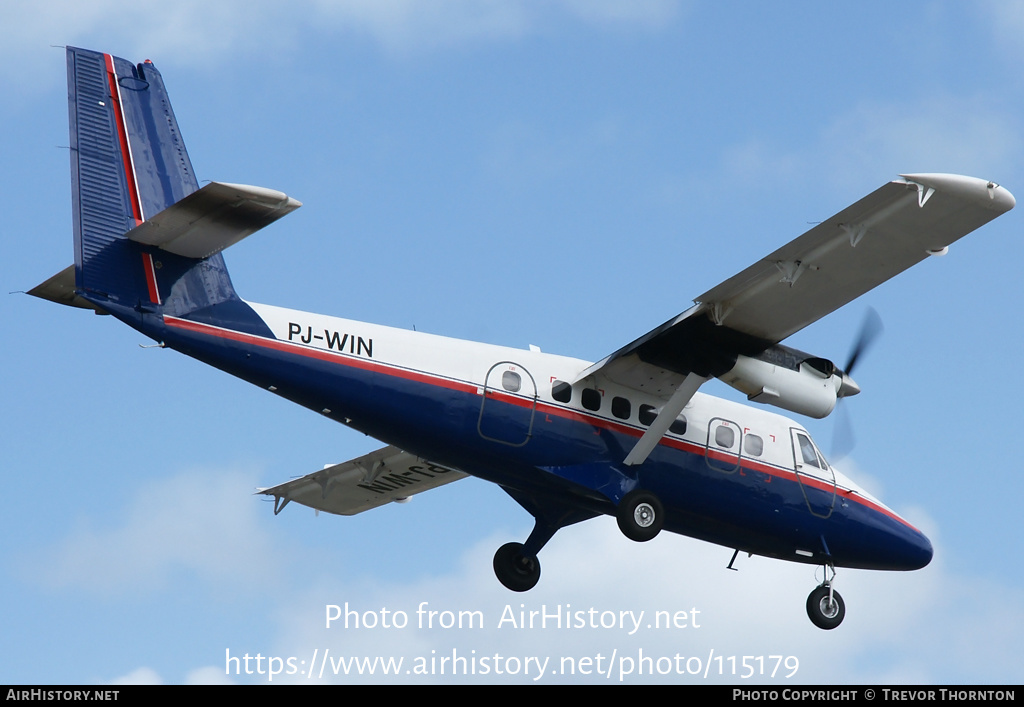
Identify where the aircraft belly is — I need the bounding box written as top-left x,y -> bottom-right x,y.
638,444 -> 930,571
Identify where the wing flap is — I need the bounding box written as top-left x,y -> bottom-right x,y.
126,181 -> 301,259
259,446 -> 467,516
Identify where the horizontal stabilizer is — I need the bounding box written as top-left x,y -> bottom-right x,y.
27,265 -> 107,313
259,446 -> 467,516
126,181 -> 301,259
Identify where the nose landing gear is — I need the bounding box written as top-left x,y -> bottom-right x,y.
806,564 -> 845,630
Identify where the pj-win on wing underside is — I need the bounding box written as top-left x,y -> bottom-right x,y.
31,47 -> 1015,630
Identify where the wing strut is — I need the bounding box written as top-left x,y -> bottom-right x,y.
623,374 -> 708,466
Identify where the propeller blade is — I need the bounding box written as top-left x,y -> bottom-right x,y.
831,401 -> 856,460
844,307 -> 883,376
833,307 -> 884,457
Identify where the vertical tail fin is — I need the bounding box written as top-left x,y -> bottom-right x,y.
68,46 -> 213,307
40,48 -> 298,338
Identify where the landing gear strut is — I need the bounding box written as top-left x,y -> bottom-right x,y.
616,489 -> 664,542
493,542 -> 540,592
806,566 -> 845,630
490,490 -> 597,593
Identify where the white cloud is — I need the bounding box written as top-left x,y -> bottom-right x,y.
0,1 -> 290,90
26,462 -> 1022,684
720,94 -> 1023,193
185,666 -> 236,685
981,0 -> 1024,63
111,664 -> 235,685
818,96 -> 1022,186
29,466 -> 287,595
256,517 -> 1024,684
0,0 -> 684,91
557,0 -> 684,29
109,666 -> 162,685
308,0 -> 534,52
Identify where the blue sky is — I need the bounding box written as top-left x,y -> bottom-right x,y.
3,0 -> 1023,685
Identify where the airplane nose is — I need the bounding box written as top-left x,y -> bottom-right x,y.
856,511 -> 934,571
902,527 -> 933,570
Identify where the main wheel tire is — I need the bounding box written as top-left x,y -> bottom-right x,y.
493,542 -> 541,592
806,585 -> 845,630
616,490 -> 664,542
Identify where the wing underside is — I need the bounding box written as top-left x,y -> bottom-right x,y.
259,446 -> 468,516
579,174 -> 1015,394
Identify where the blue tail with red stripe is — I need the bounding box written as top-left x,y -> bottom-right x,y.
66,46 -> 237,316
48,47 -> 299,340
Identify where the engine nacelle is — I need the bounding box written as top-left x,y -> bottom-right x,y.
718,353 -> 841,419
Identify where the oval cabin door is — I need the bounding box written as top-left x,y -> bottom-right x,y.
477,362 -> 537,447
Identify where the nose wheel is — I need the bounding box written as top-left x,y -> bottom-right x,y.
806,583 -> 845,630
493,542 -> 541,592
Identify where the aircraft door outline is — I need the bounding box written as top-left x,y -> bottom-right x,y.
478,361 -> 538,447
790,428 -> 837,519
705,417 -> 742,473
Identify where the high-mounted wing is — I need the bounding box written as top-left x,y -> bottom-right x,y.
259,446 -> 467,516
578,174 -> 1015,465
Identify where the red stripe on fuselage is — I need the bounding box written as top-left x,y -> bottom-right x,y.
142,253 -> 160,304
104,53 -> 143,226
164,315 -> 478,396
162,315 -> 920,533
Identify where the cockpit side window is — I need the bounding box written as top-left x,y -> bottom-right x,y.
797,433 -> 822,469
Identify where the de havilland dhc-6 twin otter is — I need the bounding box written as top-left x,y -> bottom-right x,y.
31,47 -> 1015,629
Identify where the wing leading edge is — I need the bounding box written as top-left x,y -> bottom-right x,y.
579,174 -> 1015,394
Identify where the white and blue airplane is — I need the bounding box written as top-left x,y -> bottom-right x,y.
31,47 -> 1016,629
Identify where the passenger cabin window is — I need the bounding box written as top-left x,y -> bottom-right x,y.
612,396 -> 631,420
581,388 -> 601,411
638,404 -> 657,426
552,380 -> 571,403
715,424 -> 735,448
637,404 -> 686,435
744,433 -> 764,457
501,371 -> 522,393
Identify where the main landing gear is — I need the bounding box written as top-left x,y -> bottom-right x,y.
616,489 -> 664,542
806,565 -> 845,630
493,542 -> 541,592
492,511 -> 561,593
491,488 -> 665,592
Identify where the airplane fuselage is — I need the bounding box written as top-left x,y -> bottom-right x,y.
112,298 -> 932,574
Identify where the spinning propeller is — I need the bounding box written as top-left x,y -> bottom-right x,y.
842,307 -> 884,388
831,308 -> 883,459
